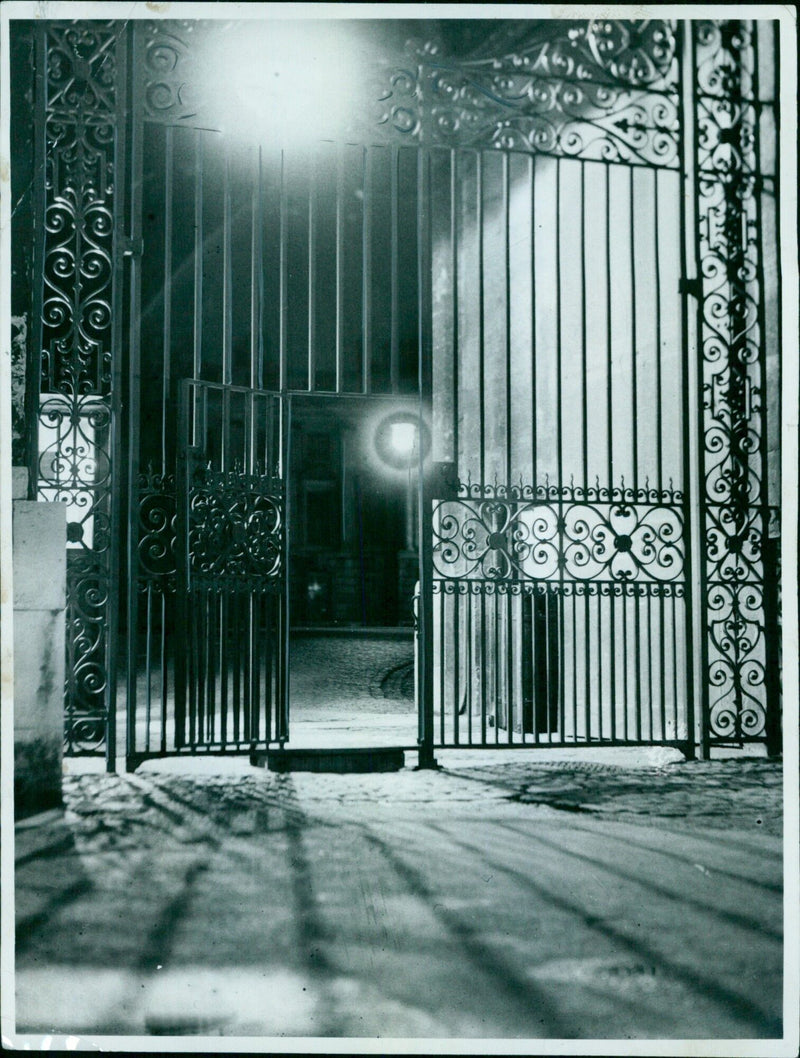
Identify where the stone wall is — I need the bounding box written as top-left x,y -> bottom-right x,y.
13,490 -> 66,817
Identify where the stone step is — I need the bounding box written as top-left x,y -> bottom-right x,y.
251,746 -> 406,773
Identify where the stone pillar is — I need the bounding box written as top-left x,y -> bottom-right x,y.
13,479 -> 66,817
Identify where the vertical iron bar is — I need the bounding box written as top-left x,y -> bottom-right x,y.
173,380 -> 190,750
622,590 -> 629,740
477,151 -> 485,485
672,592 -> 680,738
580,163 -> 588,487
659,590 -> 666,740
221,385 -> 231,471
335,143 -> 344,394
597,588 -> 603,739
106,27 -> 129,769
646,589 -> 654,740
572,593 -> 578,741
556,160 -> 565,743
144,589 -> 152,752
209,593 -> 217,743
654,168 -> 664,492
250,594 -> 260,743
162,125 -> 173,471
193,131 -> 204,380
629,166 -> 638,495
451,149 -> 459,475
610,586 -> 617,741
606,164 -> 614,491
189,580 -> 197,748
480,591 -> 487,744
417,147 -> 437,768
219,593 -> 227,745
278,394 -> 292,743
453,590 -> 460,746
279,150 -> 288,394
265,594 -> 272,744
244,593 -> 253,743
584,590 -> 591,740
556,159 -> 563,491
232,591 -> 240,743
307,145 -> 316,392
503,151 -> 512,486
634,588 -> 643,740
680,21 -> 703,757
199,592 -> 207,745
467,592 -> 473,744
439,592 -> 445,746
263,593 -> 272,742
507,595 -> 514,745
362,145 -> 372,394
220,390 -> 230,745
390,145 -> 400,393
125,27 -> 143,767
223,147 -> 233,386
160,593 -> 167,752
530,155 -> 537,483
494,591 -> 499,745
243,388 -> 253,476
752,22 -> 780,753
530,591 -> 538,743
251,148 -> 263,392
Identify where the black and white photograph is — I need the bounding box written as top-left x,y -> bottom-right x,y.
1,3 -> 797,1052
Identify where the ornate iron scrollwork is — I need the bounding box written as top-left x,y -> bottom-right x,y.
137,468 -> 178,591
64,553 -> 109,753
433,481 -> 684,584
375,19 -> 679,166
692,20 -> 772,743
140,20 -> 203,124
138,18 -> 679,165
187,466 -> 283,592
35,22 -> 122,754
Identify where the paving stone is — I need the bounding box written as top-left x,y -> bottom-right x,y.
13,756 -> 785,1042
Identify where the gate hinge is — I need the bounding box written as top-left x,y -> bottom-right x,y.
121,236 -> 143,259
679,276 -> 703,299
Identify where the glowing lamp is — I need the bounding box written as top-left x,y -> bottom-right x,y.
389,421 -> 417,458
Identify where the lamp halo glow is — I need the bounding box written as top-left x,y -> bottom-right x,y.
198,22 -> 362,147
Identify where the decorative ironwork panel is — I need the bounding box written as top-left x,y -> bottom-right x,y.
375,19 -> 680,166
432,578 -> 683,600
433,481 -> 684,584
137,468 -> 178,594
139,20 -> 205,124
186,465 -> 283,593
34,22 -> 123,755
40,23 -> 117,396
63,553 -> 110,754
692,20 -> 774,744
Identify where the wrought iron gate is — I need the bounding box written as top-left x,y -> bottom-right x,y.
22,16 -> 782,764
119,101 -> 427,763
171,381 -> 286,757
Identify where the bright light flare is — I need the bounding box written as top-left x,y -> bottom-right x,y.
199,21 -> 362,147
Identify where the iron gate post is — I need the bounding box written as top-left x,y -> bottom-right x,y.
416,146 -> 438,770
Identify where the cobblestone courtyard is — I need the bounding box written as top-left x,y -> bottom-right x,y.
13,755 -> 784,1043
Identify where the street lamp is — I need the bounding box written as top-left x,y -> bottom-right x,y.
388,421 -> 417,463
373,411 -> 430,551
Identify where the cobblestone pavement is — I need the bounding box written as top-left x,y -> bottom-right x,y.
13,755 -> 786,1045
